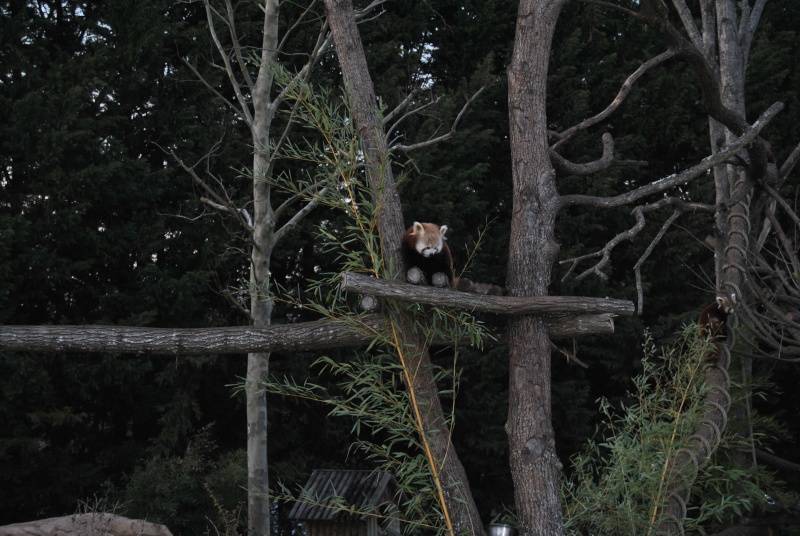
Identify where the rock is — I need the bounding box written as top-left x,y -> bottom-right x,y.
0,513 -> 173,536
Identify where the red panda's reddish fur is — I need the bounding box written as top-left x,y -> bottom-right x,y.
401,222 -> 454,285
698,295 -> 734,361
400,222 -> 506,295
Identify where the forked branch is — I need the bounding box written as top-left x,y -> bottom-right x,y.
390,83 -> 491,153
551,49 -> 677,150
558,101 -> 783,209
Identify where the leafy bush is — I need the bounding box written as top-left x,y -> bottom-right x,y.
122,427 -> 246,535
562,325 -> 792,536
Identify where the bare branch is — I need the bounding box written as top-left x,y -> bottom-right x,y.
764,183 -> 800,239
391,83 -> 489,153
273,185 -> 330,244
634,210 -> 681,314
558,102 -> 783,209
276,0 -> 320,55
551,50 -> 677,149
203,0 -> 254,126
182,57 -> 246,122
223,0 -> 256,94
354,0 -> 391,21
670,0 -> 703,49
167,146 -> 254,233
561,198 -> 711,284
266,14 -> 334,178
272,173 -> 330,224
764,206 -> 800,284
550,133 -> 615,175
733,284 -> 800,359
641,0 -> 750,136
753,448 -> 800,473
385,95 -> 444,139
551,339 -> 588,368
222,288 -> 254,320
740,0 -> 768,64
562,204 -> 646,282
383,88 -> 421,124
778,140 -> 800,180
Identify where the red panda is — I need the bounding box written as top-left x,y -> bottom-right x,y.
401,222 -> 454,286
400,222 -> 506,296
698,294 -> 735,361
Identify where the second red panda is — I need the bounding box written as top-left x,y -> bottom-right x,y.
698,294 -> 735,361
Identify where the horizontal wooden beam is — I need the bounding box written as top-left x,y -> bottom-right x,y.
340,271 -> 635,316
0,312 -> 617,355
0,317 -> 380,355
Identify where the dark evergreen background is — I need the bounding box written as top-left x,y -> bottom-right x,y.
1,0 -> 798,533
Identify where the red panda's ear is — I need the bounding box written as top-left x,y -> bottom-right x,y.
412,222 -> 424,234
440,225 -> 448,237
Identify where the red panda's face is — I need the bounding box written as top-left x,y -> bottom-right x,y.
412,222 -> 447,257
716,295 -> 735,314
419,242 -> 442,257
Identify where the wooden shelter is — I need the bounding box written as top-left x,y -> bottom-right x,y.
289,470 -> 400,536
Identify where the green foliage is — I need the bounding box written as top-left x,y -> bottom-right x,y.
2,0 -> 798,532
262,72 -> 490,535
266,354 -> 445,534
562,325 -> 792,536
123,427 -> 247,536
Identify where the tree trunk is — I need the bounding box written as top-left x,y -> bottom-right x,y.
647,2 -> 769,533
506,1 -> 569,535
319,0 -> 404,265
321,1 -> 485,533
247,1 -> 279,533
711,1 -> 760,525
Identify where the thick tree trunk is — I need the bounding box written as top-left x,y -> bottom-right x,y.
506,1 -> 569,535
649,2 -> 767,533
321,1 -> 485,533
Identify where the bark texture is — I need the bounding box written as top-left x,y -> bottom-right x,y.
341,272 -> 635,316
321,1 -> 485,533
0,311 -> 619,355
638,2 -> 773,533
506,1 -> 570,535
246,0 -> 280,529
0,319 -> 378,354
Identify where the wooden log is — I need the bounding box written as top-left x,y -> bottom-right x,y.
431,272 -> 450,288
0,312 -> 616,356
0,317 -> 382,355
341,271 -> 635,316
405,266 -> 428,286
359,295 -> 379,312
547,313 -> 616,338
